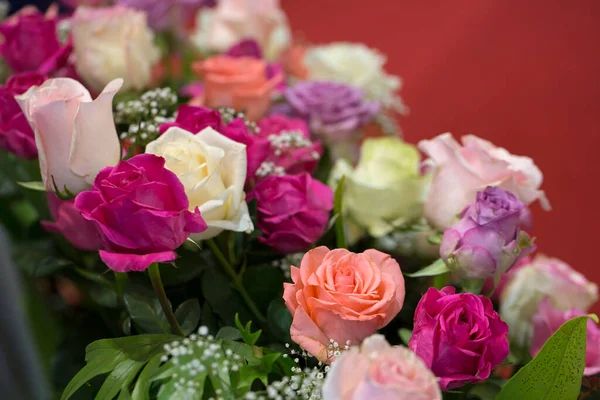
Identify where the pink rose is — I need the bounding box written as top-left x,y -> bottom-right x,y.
283,247 -> 405,361
500,255 -> 598,347
418,133 -> 550,230
192,56 -> 282,120
74,154 -> 208,272
531,298 -> 600,376
41,193 -> 102,252
159,105 -> 270,180
252,173 -> 333,254
0,72 -> 47,159
16,78 -> 123,194
322,335 -> 441,400
409,287 -> 509,390
256,115 -> 322,179
0,10 -> 69,74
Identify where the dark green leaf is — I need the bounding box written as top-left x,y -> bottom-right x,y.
131,354 -> 163,400
243,265 -> 284,312
497,315 -> 596,400
117,389 -> 132,400
235,314 -> 261,346
267,299 -> 292,343
174,299 -> 201,336
333,175 -> 347,248
122,318 -> 132,336
405,259 -> 449,278
13,240 -> 74,277
61,358 -> 122,400
124,287 -> 171,334
216,327 -> 242,341
160,249 -> 213,286
201,266 -> 252,326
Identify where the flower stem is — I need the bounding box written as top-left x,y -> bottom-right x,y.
206,239 -> 267,323
148,263 -> 185,336
113,271 -> 128,300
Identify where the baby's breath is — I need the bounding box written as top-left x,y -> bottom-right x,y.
219,107 -> 258,133
271,253 -> 304,280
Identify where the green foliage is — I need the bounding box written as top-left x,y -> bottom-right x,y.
333,175 -> 347,249
124,286 -> 171,334
235,314 -> 262,346
405,258 -> 449,277
174,299 -> 201,336
497,315 -> 596,400
61,334 -> 179,400
13,239 -> 74,277
398,328 -> 412,346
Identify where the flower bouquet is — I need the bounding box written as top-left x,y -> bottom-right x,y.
0,1 -> 598,399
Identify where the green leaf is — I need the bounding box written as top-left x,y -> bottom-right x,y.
13,240 -> 74,277
497,315 -> 596,400
243,265 -> 284,312
201,266 -> 252,326
62,334 -> 178,400
235,314 -> 261,346
398,328 -> 412,346
131,354 -> 163,400
122,317 -> 132,336
405,259 -> 449,278
117,389 -> 132,400
95,359 -> 144,400
267,299 -> 292,343
333,175 -> 347,248
216,326 -> 242,341
428,233 -> 442,245
174,299 -> 201,336
124,287 -> 171,334
16,180 -> 45,191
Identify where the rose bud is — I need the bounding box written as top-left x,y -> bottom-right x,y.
440,186 -> 535,281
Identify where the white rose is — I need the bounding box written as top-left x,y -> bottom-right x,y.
145,126 -> 253,240
191,0 -> 291,61
500,255 -> 598,347
71,5 -> 161,93
329,137 -> 427,238
304,42 -> 406,112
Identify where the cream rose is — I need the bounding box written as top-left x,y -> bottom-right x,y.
329,137 -> 427,238
304,42 -> 406,112
16,78 -> 122,194
71,5 -> 161,93
418,133 -> 550,230
192,0 -> 290,61
145,126 -> 253,240
500,255 -> 598,347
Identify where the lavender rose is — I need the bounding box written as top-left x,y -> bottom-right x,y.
284,81 -> 379,139
440,186 -> 535,281
409,287 -> 509,390
75,154 -> 207,272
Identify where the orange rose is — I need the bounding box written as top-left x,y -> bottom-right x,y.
193,56 -> 282,121
283,247 -> 405,362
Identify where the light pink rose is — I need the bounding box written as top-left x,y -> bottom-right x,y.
500,254 -> 598,347
283,247 -> 405,362
16,78 -> 123,194
418,133 -> 550,230
322,334 -> 441,400
531,298 -> 600,376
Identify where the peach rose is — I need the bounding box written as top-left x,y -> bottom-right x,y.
193,56 -> 282,121
16,78 -> 122,194
283,247 -> 405,362
418,133 -> 550,230
322,335 -> 441,400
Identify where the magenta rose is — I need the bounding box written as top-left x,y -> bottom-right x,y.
252,173 -> 333,254
42,193 -> 102,252
255,115 -> 322,179
409,286 -> 509,391
159,105 -> 270,179
0,11 -> 69,74
531,298 -> 600,376
74,154 -> 208,272
0,72 -> 47,159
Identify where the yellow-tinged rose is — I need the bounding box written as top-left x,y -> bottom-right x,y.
329,137 -> 427,238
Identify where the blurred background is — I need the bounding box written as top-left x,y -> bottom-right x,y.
5,0 -> 600,303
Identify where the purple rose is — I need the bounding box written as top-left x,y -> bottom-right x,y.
74,154 -> 207,272
284,81 -> 380,138
42,193 -> 102,252
409,287 -> 509,391
531,298 -> 600,376
116,0 -> 203,33
0,12 -> 68,74
440,186 -> 535,280
252,173 -> 333,254
0,72 -> 47,159
159,105 -> 270,181
255,115 -> 322,180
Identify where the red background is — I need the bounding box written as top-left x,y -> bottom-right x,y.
282,1 -> 600,311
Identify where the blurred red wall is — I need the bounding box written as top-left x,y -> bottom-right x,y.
282,1 -> 600,311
